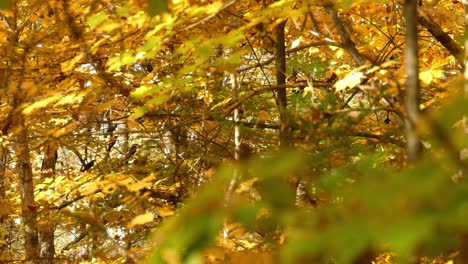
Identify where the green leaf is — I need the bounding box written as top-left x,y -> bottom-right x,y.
107,51 -> 136,72
379,217 -> 432,257
137,37 -> 162,53
0,1 -> 10,10
147,94 -> 172,106
147,0 -> 168,16
131,85 -> 158,99
129,105 -> 149,119
87,13 -> 109,28
146,170 -> 227,263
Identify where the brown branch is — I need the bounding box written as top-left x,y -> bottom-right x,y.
330,11 -> 369,65
350,132 -> 404,148
417,9 -> 464,66
56,190 -> 102,211
61,231 -> 88,251
184,0 -> 238,31
244,35 -> 273,86
238,41 -> 343,73
142,81 -> 337,136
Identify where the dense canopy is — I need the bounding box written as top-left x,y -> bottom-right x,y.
0,0 -> 467,263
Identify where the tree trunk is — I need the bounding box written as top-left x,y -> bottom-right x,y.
0,144 -> 8,254
224,72 -> 241,240
275,20 -> 290,148
404,0 -> 422,163
0,145 -> 7,203
39,141 -> 59,263
13,114 -> 40,262
0,120 -> 10,201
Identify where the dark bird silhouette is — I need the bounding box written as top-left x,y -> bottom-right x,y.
106,135 -> 117,152
106,123 -> 117,136
123,144 -> 138,161
80,160 -> 95,172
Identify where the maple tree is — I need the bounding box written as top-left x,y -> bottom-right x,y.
0,0 -> 467,263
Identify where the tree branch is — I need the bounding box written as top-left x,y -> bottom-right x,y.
418,9 -> 464,66
330,10 -> 369,65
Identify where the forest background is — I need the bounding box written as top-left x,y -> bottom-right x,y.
0,0 -> 467,263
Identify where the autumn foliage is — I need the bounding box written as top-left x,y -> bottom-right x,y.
0,0 -> 467,263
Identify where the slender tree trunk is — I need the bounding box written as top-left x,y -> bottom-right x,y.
0,145 -> 7,203
232,73 -> 241,163
122,121 -> 129,154
39,141 -> 58,263
0,121 -> 10,202
404,0 -> 422,163
224,72 -> 240,240
0,144 -> 8,255
0,22 -> 14,256
13,115 -> 40,262
7,3 -> 40,260
275,20 -> 290,148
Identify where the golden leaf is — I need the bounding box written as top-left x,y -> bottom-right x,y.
52,123 -> 77,138
157,205 -> 175,217
60,54 -> 83,73
197,90 -> 213,105
55,92 -> 86,106
419,70 -> 433,85
127,181 -> 152,192
419,69 -> 443,85
97,21 -> 121,33
127,212 -> 154,228
420,98 -> 436,110
335,48 -> 344,58
211,97 -> 232,109
82,182 -> 102,196
22,96 -> 56,115
235,178 -> 258,193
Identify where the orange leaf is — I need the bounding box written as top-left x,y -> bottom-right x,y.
256,110 -> 270,121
